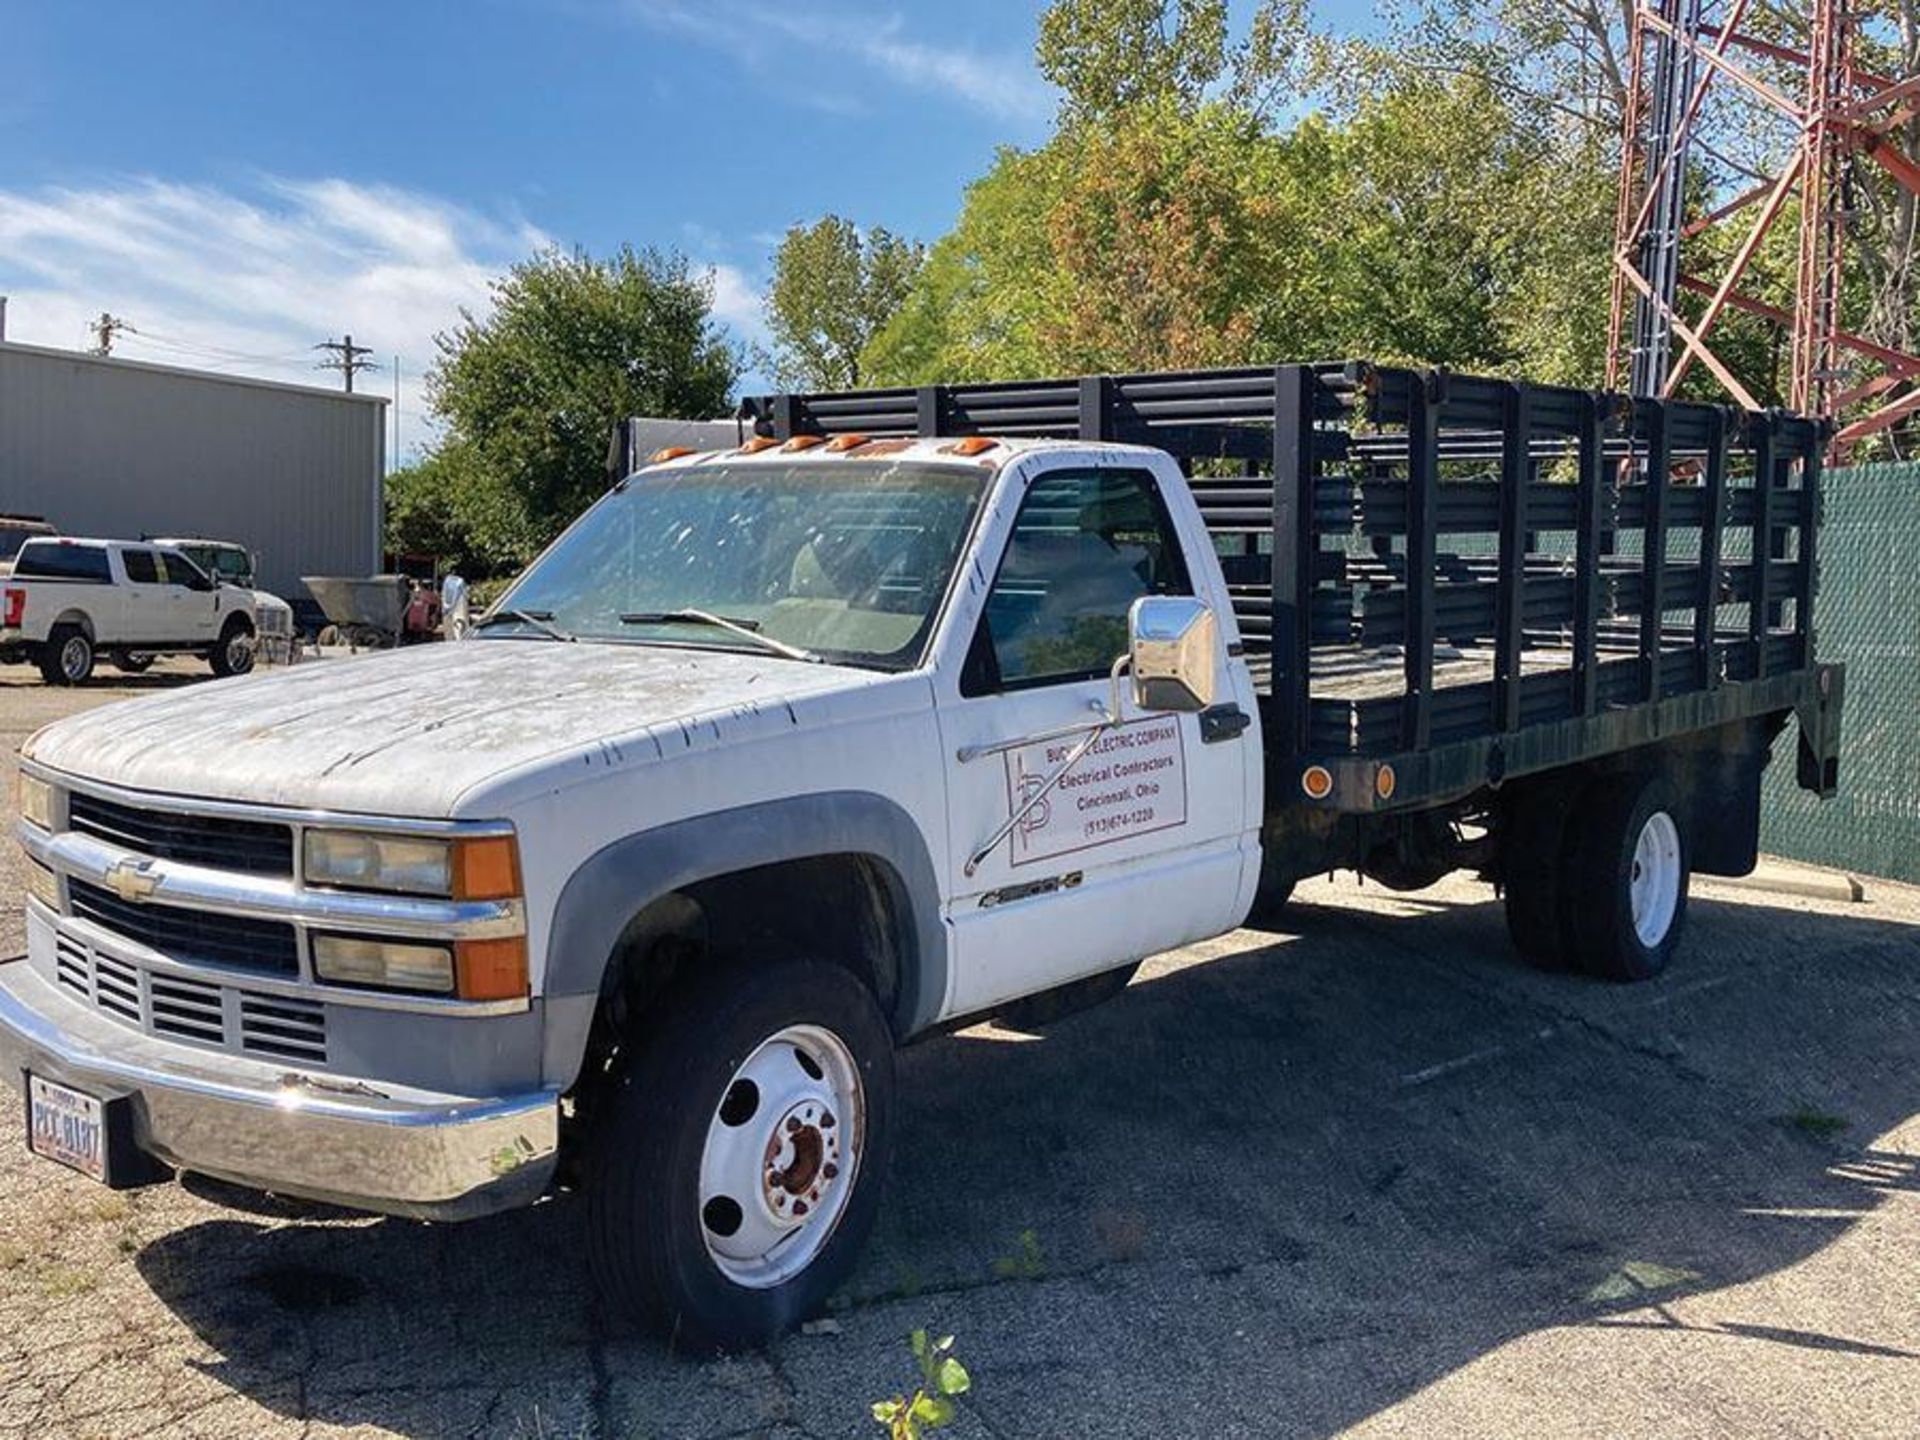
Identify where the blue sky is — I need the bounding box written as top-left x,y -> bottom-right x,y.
0,1 -> 1370,457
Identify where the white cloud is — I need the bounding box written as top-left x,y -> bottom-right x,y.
0,176 -> 773,459
0,176 -> 542,463
618,1 -> 1050,122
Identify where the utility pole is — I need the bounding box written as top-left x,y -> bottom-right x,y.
90,312 -> 132,356
314,334 -> 378,393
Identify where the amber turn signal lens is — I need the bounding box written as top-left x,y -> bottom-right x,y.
452,835 -> 521,901
1301,765 -> 1334,800
455,937 -> 529,1001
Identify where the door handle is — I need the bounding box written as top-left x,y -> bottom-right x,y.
1199,703 -> 1251,744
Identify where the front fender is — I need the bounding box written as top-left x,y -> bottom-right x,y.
540,791 -> 947,1087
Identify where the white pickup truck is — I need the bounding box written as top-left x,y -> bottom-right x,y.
0,537 -> 260,683
1,363 -> 1843,1351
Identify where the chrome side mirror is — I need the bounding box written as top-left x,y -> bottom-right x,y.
1128,596 -> 1218,713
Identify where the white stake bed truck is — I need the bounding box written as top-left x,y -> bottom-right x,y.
2,364 -> 1843,1349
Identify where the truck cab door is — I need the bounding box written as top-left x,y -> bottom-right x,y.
931,458 -> 1260,1020
157,551 -> 219,640
115,548 -> 171,644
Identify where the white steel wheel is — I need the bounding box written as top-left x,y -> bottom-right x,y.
1629,811 -> 1683,947
1566,774 -> 1690,982
697,1024 -> 865,1289
585,957 -> 894,1350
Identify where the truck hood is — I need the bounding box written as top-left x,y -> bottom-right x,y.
24,640 -> 884,816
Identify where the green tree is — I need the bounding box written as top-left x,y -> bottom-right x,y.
384,442 -> 539,581
765,217 -> 924,390
1334,70 -> 1615,383
1036,0 -> 1314,120
426,245 -> 736,551
863,101 -> 1348,384
864,62 -> 1613,389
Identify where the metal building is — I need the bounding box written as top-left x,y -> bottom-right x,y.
0,341 -> 385,595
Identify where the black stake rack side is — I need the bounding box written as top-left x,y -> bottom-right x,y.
739,362 -> 1835,815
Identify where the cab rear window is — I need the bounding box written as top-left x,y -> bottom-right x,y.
13,543 -> 111,583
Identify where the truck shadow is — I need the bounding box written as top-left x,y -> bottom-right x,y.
133,885 -> 1920,1437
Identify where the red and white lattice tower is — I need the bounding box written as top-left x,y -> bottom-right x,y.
1607,0 -> 1920,453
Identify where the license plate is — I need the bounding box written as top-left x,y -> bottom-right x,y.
27,1075 -> 107,1183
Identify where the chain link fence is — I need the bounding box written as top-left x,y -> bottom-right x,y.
1762,460 -> 1920,883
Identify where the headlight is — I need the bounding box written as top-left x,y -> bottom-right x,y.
313,935 -> 455,993
17,773 -> 52,831
302,830 -> 519,899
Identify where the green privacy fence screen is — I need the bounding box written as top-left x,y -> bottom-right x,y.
1762,460 -> 1920,884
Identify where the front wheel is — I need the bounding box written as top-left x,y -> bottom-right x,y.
585,959 -> 894,1351
1565,775 -> 1690,982
210,619 -> 255,677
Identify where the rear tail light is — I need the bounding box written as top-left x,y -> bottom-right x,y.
3,589 -> 23,628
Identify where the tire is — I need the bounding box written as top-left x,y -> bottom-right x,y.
110,649 -> 154,674
586,958 -> 894,1352
997,961 -> 1140,1030
1501,779 -> 1585,968
316,624 -> 342,648
1242,878 -> 1296,932
210,618 -> 255,677
38,625 -> 94,686
1563,775 -> 1690,982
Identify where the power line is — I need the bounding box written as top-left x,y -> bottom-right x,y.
124,327 -> 314,366
314,333 -> 380,393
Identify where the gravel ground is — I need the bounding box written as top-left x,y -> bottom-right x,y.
1,662 -> 1917,1438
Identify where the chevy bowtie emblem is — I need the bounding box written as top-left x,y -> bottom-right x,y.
103,857 -> 161,903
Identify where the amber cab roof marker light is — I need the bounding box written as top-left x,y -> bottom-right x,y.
941,436 -> 1001,457
781,434 -> 827,452
738,436 -> 781,454
647,445 -> 698,465
824,433 -> 872,452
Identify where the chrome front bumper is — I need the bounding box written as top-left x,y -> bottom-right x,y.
0,953 -> 561,1221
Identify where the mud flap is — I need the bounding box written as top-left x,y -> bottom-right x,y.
1795,663 -> 1845,798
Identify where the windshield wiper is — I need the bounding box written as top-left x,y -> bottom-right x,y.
476,608 -> 576,642
619,608 -> 820,663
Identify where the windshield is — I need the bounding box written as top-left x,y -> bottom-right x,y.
487,460 -> 987,667
196,547 -> 253,583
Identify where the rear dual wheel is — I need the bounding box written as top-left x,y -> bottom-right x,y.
1502,772 -> 1690,982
